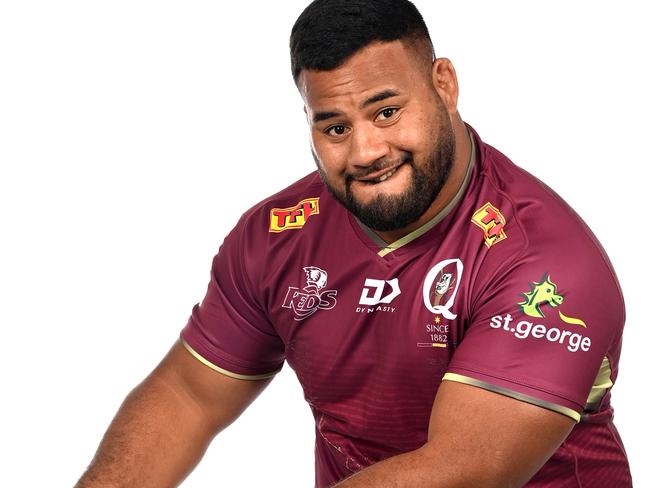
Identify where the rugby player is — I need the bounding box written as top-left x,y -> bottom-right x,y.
75,0 -> 631,486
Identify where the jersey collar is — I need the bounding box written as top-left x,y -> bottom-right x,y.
354,127 -> 476,257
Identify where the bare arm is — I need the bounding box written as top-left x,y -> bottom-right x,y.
334,380 -> 574,488
75,339 -> 272,488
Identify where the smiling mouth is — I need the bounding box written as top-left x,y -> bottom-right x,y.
355,163 -> 403,184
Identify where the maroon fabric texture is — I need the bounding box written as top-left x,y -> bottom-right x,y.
182,127 -> 631,487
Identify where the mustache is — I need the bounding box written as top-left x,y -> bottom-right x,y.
345,154 -> 413,181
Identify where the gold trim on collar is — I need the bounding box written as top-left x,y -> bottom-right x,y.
375,129 -> 476,257
181,339 -> 281,381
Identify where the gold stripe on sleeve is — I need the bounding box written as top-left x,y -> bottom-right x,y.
442,372 -> 581,423
585,356 -> 613,411
181,339 -> 281,381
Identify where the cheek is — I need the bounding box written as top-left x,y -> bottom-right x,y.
393,111 -> 434,150
312,140 -> 348,176
394,124 -> 418,147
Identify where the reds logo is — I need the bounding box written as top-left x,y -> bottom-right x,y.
471,202 -> 507,248
282,266 -> 338,321
269,198 -> 320,233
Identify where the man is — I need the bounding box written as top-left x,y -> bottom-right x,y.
76,0 -> 632,486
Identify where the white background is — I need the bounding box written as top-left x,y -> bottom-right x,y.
1,1 -> 648,486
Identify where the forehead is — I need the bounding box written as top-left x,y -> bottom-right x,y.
298,40 -> 430,112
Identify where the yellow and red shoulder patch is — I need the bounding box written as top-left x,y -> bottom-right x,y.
269,197 -> 320,233
471,202 -> 507,248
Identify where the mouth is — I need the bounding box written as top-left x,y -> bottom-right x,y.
354,163 -> 404,185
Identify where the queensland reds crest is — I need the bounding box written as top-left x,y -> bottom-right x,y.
423,258 -> 464,320
282,266 -> 338,321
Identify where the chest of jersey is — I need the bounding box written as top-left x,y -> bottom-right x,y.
261,216 -> 483,461
269,252 -> 465,386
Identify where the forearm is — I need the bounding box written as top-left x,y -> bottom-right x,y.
333,446 -> 505,488
333,447 -> 441,488
75,373 -> 215,488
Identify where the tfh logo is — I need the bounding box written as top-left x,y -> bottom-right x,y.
471,202 -> 507,248
359,278 -> 401,305
282,266 -> 337,321
269,198 -> 320,233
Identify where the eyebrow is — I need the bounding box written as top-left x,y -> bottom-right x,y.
311,89 -> 401,124
312,111 -> 342,124
361,89 -> 400,108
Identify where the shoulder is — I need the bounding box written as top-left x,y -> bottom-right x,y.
468,130 -> 624,322
218,171 -> 337,276
477,132 -> 617,274
211,171 -> 330,296
235,171 -> 327,234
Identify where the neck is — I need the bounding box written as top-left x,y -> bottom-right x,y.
373,115 -> 472,244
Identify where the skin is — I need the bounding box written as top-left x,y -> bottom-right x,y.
76,39 -> 574,488
74,340 -> 271,488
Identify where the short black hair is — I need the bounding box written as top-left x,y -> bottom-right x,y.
290,0 -> 434,83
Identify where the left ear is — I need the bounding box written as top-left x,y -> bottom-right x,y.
431,58 -> 460,114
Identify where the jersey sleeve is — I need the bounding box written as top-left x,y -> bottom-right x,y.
445,231 -> 624,422
181,213 -> 285,380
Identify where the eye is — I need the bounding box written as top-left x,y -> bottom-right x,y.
325,124 -> 348,137
376,107 -> 399,121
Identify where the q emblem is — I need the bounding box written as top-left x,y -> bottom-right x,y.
423,258 -> 464,320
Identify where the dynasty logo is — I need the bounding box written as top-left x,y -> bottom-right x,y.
359,278 -> 401,306
490,274 -> 590,353
269,197 -> 320,233
282,266 -> 337,321
356,278 -> 400,314
471,202 -> 507,248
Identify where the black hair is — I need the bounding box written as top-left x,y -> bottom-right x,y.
290,0 -> 434,83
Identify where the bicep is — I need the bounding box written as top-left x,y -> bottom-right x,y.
425,380 -> 574,488
152,339 -> 273,434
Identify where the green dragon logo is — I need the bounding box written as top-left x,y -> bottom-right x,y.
519,273 -> 586,327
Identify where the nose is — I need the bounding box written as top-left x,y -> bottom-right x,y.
348,123 -> 390,169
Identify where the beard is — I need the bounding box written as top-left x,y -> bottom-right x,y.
315,113 -> 456,232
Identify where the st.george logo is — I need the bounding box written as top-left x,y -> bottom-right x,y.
269,198 -> 320,233
423,258 -> 463,320
489,273 -> 590,353
282,266 -> 338,321
519,273 -> 586,327
359,278 -> 401,306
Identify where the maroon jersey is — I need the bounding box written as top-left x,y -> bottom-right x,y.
182,126 -> 631,487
